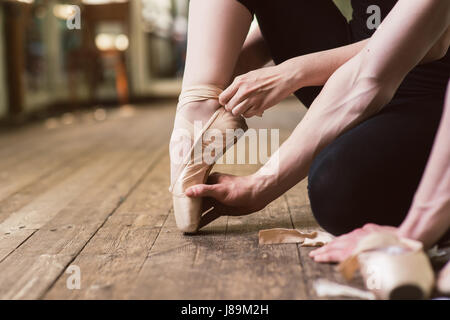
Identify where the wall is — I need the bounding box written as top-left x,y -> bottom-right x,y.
333,0 -> 353,22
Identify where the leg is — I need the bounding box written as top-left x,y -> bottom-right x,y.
182,0 -> 252,89
171,0 -> 252,178
170,0 -> 252,231
308,97 -> 444,236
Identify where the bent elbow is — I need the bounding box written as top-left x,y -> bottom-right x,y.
424,27 -> 450,63
426,42 -> 448,62
354,76 -> 397,112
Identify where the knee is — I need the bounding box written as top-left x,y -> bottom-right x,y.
307,150 -> 362,236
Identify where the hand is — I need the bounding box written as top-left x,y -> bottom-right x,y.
309,224 -> 398,263
219,61 -> 300,118
185,172 -> 269,229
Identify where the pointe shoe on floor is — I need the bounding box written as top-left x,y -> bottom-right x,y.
169,85 -> 248,233
338,232 -> 435,300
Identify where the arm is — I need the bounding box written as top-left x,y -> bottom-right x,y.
186,0 -> 450,230
255,0 -> 450,204
398,82 -> 450,248
221,22 -> 449,118
285,25 -> 450,89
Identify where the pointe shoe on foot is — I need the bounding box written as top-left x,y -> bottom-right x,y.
169,85 -> 248,233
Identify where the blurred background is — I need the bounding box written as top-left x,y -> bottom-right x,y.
0,0 -> 190,123
0,0 -> 351,125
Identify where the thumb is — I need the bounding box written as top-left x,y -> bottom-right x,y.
185,184 -> 222,199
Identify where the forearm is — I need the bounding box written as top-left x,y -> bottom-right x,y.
283,40 -> 369,89
280,24 -> 449,91
398,83 -> 450,247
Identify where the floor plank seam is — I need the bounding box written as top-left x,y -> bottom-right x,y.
39,146 -> 168,299
0,117 -> 159,206
134,207 -> 171,277
284,194 -> 296,230
284,194 -> 312,298
0,229 -> 38,264
0,141 -> 108,214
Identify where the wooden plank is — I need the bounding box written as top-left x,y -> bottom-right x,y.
0,109 -> 118,166
0,110 -> 152,202
0,107 -> 166,222
0,106 -> 174,271
0,102 -> 141,160
0,120 -> 136,223
0,229 -> 36,262
0,141 -> 169,299
44,153 -> 173,299
125,155 -> 308,299
0,122 -> 90,167
284,179 -> 319,231
212,196 -> 308,299
3,98 -> 334,300
0,114 -> 152,232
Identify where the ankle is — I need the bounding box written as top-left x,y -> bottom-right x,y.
177,99 -> 221,124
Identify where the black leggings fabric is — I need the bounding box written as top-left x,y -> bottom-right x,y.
236,0 -> 449,238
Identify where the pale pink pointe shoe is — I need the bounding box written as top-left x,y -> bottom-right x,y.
169,85 -> 248,233
338,232 -> 435,299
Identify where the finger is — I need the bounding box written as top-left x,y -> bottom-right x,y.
226,86 -> 253,112
219,79 -> 240,107
309,244 -> 332,257
207,172 -> 232,184
313,251 -> 345,263
242,98 -> 266,117
232,98 -> 253,116
362,223 -> 380,231
185,184 -> 223,199
243,105 -> 262,118
243,110 -> 258,118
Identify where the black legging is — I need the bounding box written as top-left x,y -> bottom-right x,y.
237,0 -> 449,238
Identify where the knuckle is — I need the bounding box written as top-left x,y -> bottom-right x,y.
241,87 -> 251,96
363,223 -> 376,230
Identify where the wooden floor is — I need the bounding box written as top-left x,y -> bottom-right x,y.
0,98 -> 446,300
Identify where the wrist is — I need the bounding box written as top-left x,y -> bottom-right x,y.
397,205 -> 448,248
280,58 -> 306,92
250,170 -> 277,205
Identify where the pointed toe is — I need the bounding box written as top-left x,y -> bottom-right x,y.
173,195 -> 202,233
